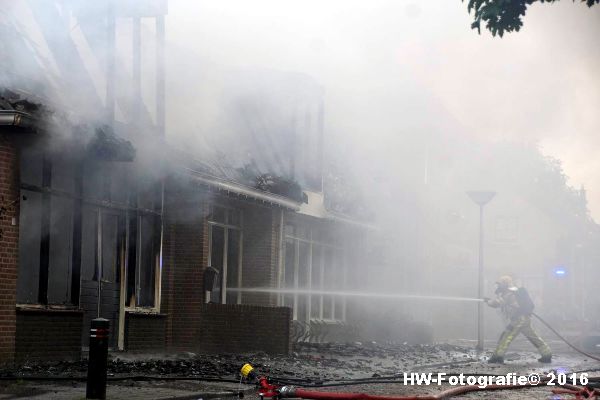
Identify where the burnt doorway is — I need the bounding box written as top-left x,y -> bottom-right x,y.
80,207 -> 126,349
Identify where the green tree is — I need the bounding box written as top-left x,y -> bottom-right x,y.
464,0 -> 599,37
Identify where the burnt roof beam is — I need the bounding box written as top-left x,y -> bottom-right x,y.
27,1 -> 103,110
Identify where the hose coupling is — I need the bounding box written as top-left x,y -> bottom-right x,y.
278,386 -> 296,398
241,363 -> 257,381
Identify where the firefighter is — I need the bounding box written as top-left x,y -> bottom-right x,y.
484,275 -> 552,364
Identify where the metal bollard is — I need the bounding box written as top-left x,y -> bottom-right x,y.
86,318 -> 110,399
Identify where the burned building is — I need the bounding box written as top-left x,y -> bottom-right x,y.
0,93 -> 364,364
0,1 -> 367,365
0,92 -> 166,361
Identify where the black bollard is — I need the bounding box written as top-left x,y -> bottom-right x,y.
86,318 -> 110,399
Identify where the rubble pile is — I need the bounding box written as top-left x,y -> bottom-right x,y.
0,342 -> 476,381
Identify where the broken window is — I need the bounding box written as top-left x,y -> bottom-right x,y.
16,146 -> 162,311
80,207 -> 98,281
16,144 -> 43,304
101,213 -> 120,284
282,223 -> 346,322
126,213 -> 137,306
47,196 -> 74,304
17,148 -> 77,305
126,180 -> 162,309
16,190 -> 42,303
137,215 -> 157,307
208,205 -> 242,304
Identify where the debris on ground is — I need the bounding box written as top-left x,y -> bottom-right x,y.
0,342 -> 479,381
0,341 -> 598,400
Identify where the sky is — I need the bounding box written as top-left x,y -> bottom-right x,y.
165,0 -> 600,219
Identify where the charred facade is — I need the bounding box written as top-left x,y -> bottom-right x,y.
0,0 -> 367,364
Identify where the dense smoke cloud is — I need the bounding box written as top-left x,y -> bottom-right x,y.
161,0 -> 600,340
4,1 -> 598,214
164,0 -> 600,217
3,0 -> 599,342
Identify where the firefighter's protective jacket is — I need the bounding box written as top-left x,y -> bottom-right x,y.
487,287 -> 521,321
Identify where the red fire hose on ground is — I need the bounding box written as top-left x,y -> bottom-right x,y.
236,312 -> 600,400
287,384 -> 534,400
241,364 -> 600,400
279,383 -> 598,400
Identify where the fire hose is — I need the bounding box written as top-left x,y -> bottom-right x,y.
241,364 -> 600,400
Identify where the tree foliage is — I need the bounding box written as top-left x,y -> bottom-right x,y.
464,0 -> 599,36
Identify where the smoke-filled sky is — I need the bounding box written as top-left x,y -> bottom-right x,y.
166,0 -> 600,219
3,0 -> 599,339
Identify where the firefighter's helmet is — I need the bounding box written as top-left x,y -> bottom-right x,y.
496,275 -> 514,289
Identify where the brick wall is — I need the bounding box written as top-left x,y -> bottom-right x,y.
15,309 -> 82,363
0,134 -> 19,365
162,178 -> 288,352
198,303 -> 292,355
125,313 -> 167,352
162,180 -> 208,351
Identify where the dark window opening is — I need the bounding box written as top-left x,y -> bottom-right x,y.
101,213 -> 120,283
137,215 -> 157,307
126,212 -> 138,307
81,206 -> 98,282
47,196 -> 74,304
16,146 -> 163,310
16,190 -> 42,304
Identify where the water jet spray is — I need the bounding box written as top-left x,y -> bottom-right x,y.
228,288 -> 484,303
